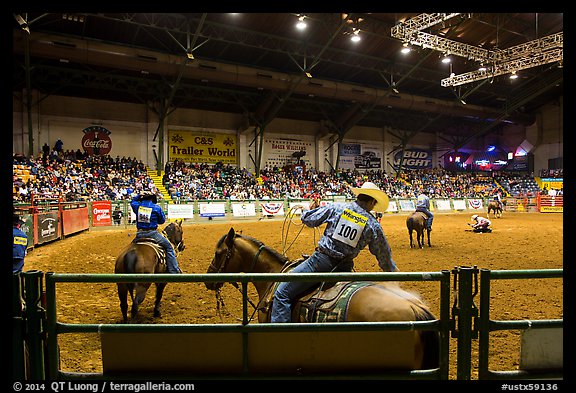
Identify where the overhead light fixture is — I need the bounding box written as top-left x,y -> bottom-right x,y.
296,15 -> 307,30
14,14 -> 30,34
186,52 -> 194,60
478,64 -> 487,72
350,28 -> 361,43
401,42 -> 411,54
441,54 -> 451,64
509,71 -> 518,79
305,71 -> 313,78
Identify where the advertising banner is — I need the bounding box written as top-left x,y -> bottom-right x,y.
35,212 -> 60,245
435,199 -> 452,210
263,138 -> 313,169
199,202 -> 226,218
232,202 -> 257,217
392,149 -> 432,170
168,130 -> 237,164
340,143 -> 382,171
386,201 -> 398,213
92,201 -> 112,226
452,199 -> 467,210
168,204 -> 194,219
398,199 -> 415,211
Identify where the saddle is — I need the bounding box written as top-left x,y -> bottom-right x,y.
258,257 -> 374,323
132,238 -> 167,270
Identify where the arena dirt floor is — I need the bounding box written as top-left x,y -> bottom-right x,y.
23,211 -> 563,380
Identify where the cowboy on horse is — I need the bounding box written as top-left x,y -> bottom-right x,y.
270,181 -> 398,323
131,190 -> 183,274
492,189 -> 504,210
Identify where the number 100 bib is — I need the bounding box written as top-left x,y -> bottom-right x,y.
332,209 -> 367,248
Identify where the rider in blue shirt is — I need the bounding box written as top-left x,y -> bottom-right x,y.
415,188 -> 433,231
270,182 -> 398,323
130,191 -> 182,274
13,213 -> 28,273
493,190 -> 503,209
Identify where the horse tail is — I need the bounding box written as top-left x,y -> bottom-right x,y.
407,217 -> 414,231
123,249 -> 138,273
123,250 -> 138,294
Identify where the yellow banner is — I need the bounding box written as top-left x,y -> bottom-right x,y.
540,206 -> 563,213
168,130 -> 237,164
541,180 -> 563,190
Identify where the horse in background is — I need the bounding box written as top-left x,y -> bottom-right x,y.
114,219 -> 185,323
487,199 -> 506,218
406,211 -> 431,248
205,228 -> 440,371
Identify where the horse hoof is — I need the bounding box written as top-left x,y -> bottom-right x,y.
154,310 -> 161,318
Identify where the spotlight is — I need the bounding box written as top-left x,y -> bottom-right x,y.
509,71 -> 518,80
296,15 -> 307,30
350,28 -> 361,43
401,42 -> 411,54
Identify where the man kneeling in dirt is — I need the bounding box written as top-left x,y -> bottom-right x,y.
469,214 -> 492,233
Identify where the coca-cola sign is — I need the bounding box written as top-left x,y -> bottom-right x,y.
81,125 -> 112,155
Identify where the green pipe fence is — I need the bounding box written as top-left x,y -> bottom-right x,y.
14,267 -> 563,380
478,268 -> 563,380
42,270 -> 452,380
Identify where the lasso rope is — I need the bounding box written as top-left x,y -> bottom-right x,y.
281,204 -> 320,256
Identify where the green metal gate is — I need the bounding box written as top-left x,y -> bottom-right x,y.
12,267 -> 563,380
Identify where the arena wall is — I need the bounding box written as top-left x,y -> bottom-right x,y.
12,93 -> 563,175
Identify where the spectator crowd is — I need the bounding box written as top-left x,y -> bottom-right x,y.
13,151 -> 550,205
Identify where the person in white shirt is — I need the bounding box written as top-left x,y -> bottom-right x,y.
469,214 -> 492,233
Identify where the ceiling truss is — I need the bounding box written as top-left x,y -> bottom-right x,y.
391,13 -> 563,87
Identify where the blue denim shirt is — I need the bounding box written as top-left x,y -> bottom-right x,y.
416,193 -> 430,210
130,196 -> 166,230
300,201 -> 396,272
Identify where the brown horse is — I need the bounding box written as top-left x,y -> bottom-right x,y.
205,228 -> 440,370
487,199 -> 506,218
114,220 -> 185,322
406,211 -> 431,248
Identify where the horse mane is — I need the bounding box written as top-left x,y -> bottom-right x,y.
235,233 -> 290,265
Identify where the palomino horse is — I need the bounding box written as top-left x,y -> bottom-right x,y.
406,211 -> 431,248
205,228 -> 440,370
114,220 -> 185,322
487,199 -> 506,218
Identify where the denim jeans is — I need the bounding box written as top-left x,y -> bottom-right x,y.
135,230 -> 181,273
270,251 -> 352,323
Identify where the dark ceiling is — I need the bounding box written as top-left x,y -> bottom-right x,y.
12,12 -> 563,150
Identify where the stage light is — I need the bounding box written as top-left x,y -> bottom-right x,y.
296,15 -> 307,30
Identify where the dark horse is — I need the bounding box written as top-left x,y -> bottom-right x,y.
406,211 -> 431,248
487,199 -> 506,218
114,219 -> 185,322
205,228 -> 440,370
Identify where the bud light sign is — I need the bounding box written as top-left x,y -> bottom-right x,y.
393,149 -> 432,170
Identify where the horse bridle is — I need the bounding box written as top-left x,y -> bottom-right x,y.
209,236 -> 266,274
209,237 -> 267,321
162,224 -> 184,254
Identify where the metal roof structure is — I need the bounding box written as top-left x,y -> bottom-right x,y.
12,12 -> 563,150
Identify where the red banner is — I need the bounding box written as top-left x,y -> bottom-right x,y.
91,201 -> 112,226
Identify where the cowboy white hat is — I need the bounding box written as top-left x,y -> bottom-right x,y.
351,181 -> 389,213
471,214 -> 478,220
